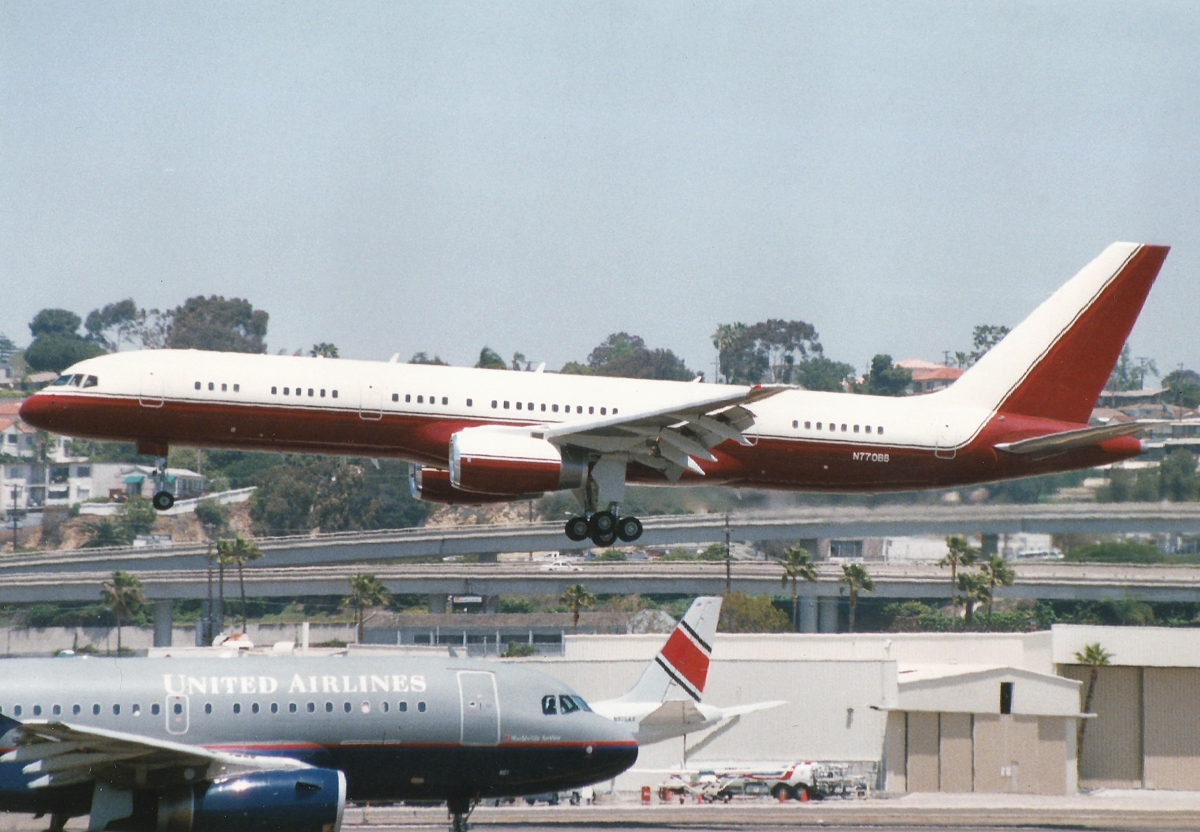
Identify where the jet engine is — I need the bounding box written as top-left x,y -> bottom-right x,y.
153,768 -> 345,832
409,465 -> 541,505
450,426 -> 587,496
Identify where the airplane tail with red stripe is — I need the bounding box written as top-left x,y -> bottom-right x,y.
943,243 -> 1169,425
616,596 -> 721,704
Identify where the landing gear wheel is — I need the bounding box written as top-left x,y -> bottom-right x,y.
591,530 -> 617,547
565,516 -> 590,542
588,510 -> 616,537
151,490 -> 175,511
616,516 -> 643,542
771,783 -> 793,801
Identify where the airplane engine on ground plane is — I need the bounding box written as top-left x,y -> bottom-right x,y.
450,426 -> 588,496
151,769 -> 346,832
409,464 -> 541,505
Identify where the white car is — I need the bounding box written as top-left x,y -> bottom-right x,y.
539,558 -> 583,572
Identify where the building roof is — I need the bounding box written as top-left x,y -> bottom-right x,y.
895,358 -> 946,370
896,663 -> 1083,717
910,366 -> 964,383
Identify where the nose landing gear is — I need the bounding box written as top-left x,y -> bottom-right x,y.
150,456 -> 174,511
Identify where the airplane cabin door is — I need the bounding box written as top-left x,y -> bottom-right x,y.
934,423 -> 956,459
457,671 -> 500,746
139,371 -> 165,408
166,695 -> 189,735
359,383 -> 383,421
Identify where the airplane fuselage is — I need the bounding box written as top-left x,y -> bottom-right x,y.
0,654 -> 636,817
19,349 -> 1139,493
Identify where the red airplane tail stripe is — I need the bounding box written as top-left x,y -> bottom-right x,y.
658,628 -> 710,698
997,244 -> 1169,425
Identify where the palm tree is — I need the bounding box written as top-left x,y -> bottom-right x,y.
957,572 -> 990,628
1075,642 -> 1113,750
838,563 -> 875,633
979,554 -> 1016,625
217,537 -> 263,633
778,546 -> 817,632
940,536 -> 979,609
348,573 -> 392,644
561,584 -> 596,634
101,570 -> 144,656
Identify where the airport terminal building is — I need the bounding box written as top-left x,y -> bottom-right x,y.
525,624 -> 1200,795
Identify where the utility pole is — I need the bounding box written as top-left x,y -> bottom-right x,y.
724,513 -> 732,593
8,485 -> 20,553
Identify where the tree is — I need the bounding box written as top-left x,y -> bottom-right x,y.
1075,642 -> 1113,751
778,546 -> 817,632
24,308 -> 104,372
940,536 -> 980,609
347,573 -> 392,644
797,355 -> 856,392
979,554 -> 1015,625
563,332 -> 695,381
717,592 -> 790,633
0,333 -> 16,362
217,537 -> 263,633
410,352 -> 448,365
561,584 -> 595,634
1159,449 -> 1200,502
101,570 -> 144,655
165,296 -> 269,353
967,324 -> 1010,365
476,347 -> 507,370
309,343 -> 339,358
1163,368 -> 1200,412
83,519 -> 134,548
839,563 -> 875,632
957,572 -> 990,627
84,299 -> 141,351
860,354 -> 912,396
1106,344 -> 1157,392
712,320 -> 823,384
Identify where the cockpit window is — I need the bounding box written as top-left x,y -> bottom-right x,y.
541,695 -> 557,715
570,695 -> 591,712
50,375 -> 72,386
559,695 -> 579,715
82,375 -> 98,388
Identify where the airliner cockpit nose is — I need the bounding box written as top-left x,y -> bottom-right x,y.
17,387 -> 58,430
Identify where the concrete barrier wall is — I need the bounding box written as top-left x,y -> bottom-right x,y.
0,623 -> 358,656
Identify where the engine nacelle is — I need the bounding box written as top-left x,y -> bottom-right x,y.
450,426 -> 587,496
409,465 -> 540,505
155,768 -> 345,832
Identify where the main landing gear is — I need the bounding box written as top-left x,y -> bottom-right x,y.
447,796 -> 475,832
565,511 -> 643,547
150,456 -> 175,511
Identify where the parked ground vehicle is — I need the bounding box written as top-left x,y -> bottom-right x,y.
656,762 -> 869,803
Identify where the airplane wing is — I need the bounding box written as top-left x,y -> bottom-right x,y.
0,717 -> 312,790
538,385 -> 786,480
994,421 -> 1149,456
717,700 -> 788,719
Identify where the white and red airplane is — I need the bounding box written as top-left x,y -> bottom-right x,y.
21,242 -> 1168,546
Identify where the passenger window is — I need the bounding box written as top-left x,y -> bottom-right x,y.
541,404 -> 546,412
442,397 -> 448,405
542,695 -> 557,715
233,703 -> 241,714
332,391 -> 338,398
132,704 -> 140,716
52,704 -> 61,716
516,402 -> 521,410
308,389 -> 314,397
865,425 -> 872,434
878,426 -> 884,435
208,382 -> 214,391
205,703 -> 212,714
504,401 -> 510,409
830,423 -> 836,431
344,702 -> 352,713
816,422 -> 822,429
307,702 -> 316,713
613,408 -> 618,414
600,407 -> 606,415
805,421 -> 812,429
289,703 -> 297,713
559,695 -> 579,714
392,393 -> 399,402
113,705 -> 120,716
194,382 -> 201,390
151,703 -> 162,715
251,703 -> 260,714
284,387 -> 290,395
269,703 -> 278,714
552,404 -> 558,413
466,398 -> 473,407
399,701 -> 408,712
417,702 -> 426,713
854,425 -> 860,433
842,424 -> 847,432
361,701 -> 370,713
72,704 -> 81,715
12,706 -> 20,716
325,702 -> 334,713
527,402 -> 533,410
589,406 -> 594,414
417,395 -> 424,404
491,400 -> 498,408
272,387 -> 278,394
222,384 -> 228,392
233,384 -> 240,392
296,387 -> 302,396
577,406 -> 582,414
792,420 -> 798,428
382,702 -> 390,713
174,703 -> 183,715
32,705 -> 41,716
93,704 -> 100,716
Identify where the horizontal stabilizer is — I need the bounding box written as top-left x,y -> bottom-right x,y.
716,700 -> 788,719
994,422 -> 1148,456
640,699 -> 708,728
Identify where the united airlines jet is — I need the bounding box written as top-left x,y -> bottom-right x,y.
0,653 -> 636,832
20,243 -> 1169,546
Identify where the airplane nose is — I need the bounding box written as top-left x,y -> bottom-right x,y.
17,394 -> 58,430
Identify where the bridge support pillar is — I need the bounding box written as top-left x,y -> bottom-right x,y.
153,600 -> 173,648
427,594 -> 447,614
799,597 -> 818,633
818,597 -> 838,633
982,533 -> 999,557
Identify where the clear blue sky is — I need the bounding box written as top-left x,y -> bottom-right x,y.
3,2 -> 1197,378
